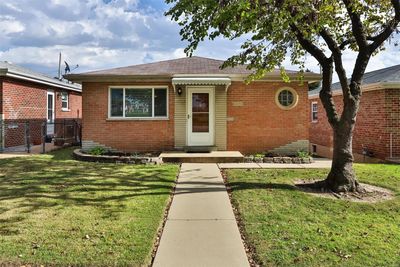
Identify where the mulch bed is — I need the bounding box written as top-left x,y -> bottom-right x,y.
295,179 -> 395,203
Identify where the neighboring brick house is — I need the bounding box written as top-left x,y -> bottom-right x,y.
309,65 -> 400,162
0,61 -> 82,150
67,56 -> 320,154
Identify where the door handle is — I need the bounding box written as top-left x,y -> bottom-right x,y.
187,114 -> 190,119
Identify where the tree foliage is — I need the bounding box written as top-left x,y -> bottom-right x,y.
166,0 -> 400,192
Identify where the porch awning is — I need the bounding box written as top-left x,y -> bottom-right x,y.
172,77 -> 232,92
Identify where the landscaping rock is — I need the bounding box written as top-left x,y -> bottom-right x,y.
254,157 -> 263,163
244,156 -> 254,163
263,157 -> 274,163
282,157 -> 292,164
292,157 -> 302,164
301,157 -> 311,164
273,157 -> 283,163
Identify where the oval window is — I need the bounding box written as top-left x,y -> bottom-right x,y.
275,88 -> 298,110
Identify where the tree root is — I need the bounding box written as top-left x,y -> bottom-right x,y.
297,179 -> 366,194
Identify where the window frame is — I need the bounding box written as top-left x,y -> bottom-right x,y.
108,86 -> 169,120
275,87 -> 299,110
61,91 -> 69,111
311,101 -> 318,122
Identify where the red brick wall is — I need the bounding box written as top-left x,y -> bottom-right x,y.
1,77 -> 82,148
227,81 -> 310,153
386,89 -> 400,158
56,91 -> 82,119
309,88 -> 399,160
82,82 -> 174,152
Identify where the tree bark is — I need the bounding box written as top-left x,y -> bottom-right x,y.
324,122 -> 361,193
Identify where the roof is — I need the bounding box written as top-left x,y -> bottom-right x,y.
309,64 -> 400,96
0,61 -> 82,92
66,56 -> 321,82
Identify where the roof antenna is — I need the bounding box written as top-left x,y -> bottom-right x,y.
58,52 -> 62,80
64,61 -> 79,75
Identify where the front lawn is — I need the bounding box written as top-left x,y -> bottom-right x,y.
226,164 -> 400,267
0,148 -> 179,266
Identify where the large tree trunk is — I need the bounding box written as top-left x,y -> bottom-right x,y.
324,122 -> 362,193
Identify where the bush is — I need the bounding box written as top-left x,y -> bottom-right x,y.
297,150 -> 310,159
88,146 -> 106,156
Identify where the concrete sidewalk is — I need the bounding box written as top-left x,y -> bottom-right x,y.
153,163 -> 249,267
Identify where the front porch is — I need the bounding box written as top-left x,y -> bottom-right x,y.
160,151 -> 244,163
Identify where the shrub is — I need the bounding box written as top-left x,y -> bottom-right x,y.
297,150 -> 310,159
88,146 -> 106,156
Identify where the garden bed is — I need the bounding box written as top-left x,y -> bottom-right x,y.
244,154 -> 314,164
73,149 -> 160,164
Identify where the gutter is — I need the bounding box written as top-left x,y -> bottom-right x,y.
308,82 -> 400,99
66,72 -> 322,84
1,68 -> 82,92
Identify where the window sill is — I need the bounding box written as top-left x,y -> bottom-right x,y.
106,117 -> 169,121
61,108 -> 70,112
311,120 -> 318,123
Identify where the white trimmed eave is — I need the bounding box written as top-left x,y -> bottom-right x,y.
0,68 -> 82,92
172,77 -> 232,92
308,81 -> 400,99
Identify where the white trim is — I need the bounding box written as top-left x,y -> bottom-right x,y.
308,82 -> 400,99
186,86 -> 215,146
47,91 -> 55,135
2,71 -> 81,92
172,77 -> 231,92
108,86 -> 169,120
275,87 -> 299,110
61,91 -> 69,111
311,101 -> 318,123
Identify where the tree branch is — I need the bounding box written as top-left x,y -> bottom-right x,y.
290,24 -> 327,65
319,57 -> 340,126
342,0 -> 368,50
369,0 -> 400,51
320,29 -> 352,101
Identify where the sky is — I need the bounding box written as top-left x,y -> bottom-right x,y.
1,0 -> 400,81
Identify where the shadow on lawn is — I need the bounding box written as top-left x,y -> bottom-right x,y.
228,181 -> 298,191
0,155 -> 176,235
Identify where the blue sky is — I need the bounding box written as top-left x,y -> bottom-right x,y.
1,0 -> 399,80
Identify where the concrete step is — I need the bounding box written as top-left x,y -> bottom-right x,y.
184,146 -> 217,152
160,151 -> 244,163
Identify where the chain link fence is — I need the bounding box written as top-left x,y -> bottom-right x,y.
0,119 -> 81,153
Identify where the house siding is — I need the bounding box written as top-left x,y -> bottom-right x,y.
215,85 -> 227,150
82,82 -> 175,152
309,88 -> 400,161
227,81 -> 310,154
174,86 -> 186,149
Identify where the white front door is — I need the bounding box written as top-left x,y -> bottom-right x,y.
187,87 -> 214,146
47,91 -> 55,135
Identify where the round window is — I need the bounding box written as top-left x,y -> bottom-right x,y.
275,88 -> 298,110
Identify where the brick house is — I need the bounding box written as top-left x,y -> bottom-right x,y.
67,56 -> 320,154
309,65 -> 400,162
0,61 -> 82,150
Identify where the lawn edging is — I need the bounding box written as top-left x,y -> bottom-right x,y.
220,168 -> 262,267
73,149 -> 156,164
150,163 -> 181,265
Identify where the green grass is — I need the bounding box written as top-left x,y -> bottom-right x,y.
226,164 -> 400,267
0,147 -> 179,266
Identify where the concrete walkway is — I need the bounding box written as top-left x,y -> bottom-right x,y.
153,163 -> 249,267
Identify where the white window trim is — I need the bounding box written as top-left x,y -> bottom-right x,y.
108,86 -> 169,120
275,87 -> 299,110
61,92 -> 69,111
311,101 -> 318,122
